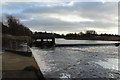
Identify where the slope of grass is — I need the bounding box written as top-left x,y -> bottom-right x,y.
2,52 -> 45,80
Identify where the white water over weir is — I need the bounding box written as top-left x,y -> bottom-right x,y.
31,48 -> 52,74
30,39 -> 120,79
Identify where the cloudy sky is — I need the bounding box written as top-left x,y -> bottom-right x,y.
1,1 -> 118,34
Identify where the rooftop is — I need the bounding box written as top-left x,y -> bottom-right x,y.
33,33 -> 55,39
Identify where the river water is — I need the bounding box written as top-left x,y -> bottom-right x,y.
55,38 -> 118,44
31,39 -> 120,79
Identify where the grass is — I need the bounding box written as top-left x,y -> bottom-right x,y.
2,34 -> 31,41
2,51 -> 45,80
2,52 -> 38,70
0,54 -> 2,71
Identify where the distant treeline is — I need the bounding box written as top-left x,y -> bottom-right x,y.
65,30 -> 119,37
34,31 -> 64,38
2,15 -> 32,36
64,30 -> 120,41
33,30 -> 120,40
34,30 -> 120,41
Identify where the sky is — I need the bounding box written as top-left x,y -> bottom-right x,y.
1,1 -> 119,34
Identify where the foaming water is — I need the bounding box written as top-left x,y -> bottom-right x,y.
94,58 -> 119,70
31,47 -> 52,74
31,45 -> 120,78
60,73 -> 71,78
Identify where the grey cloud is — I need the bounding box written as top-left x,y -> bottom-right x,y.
21,15 -> 116,32
21,2 -> 117,23
2,2 -> 118,34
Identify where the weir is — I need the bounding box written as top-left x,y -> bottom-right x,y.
32,33 -> 55,47
32,41 -> 119,47
31,33 -> 120,47
55,43 -> 118,47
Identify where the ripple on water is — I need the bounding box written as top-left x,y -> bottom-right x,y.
59,73 -> 71,78
31,46 -> 119,78
93,58 -> 119,71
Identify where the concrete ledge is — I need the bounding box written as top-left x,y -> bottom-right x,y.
55,43 -> 116,47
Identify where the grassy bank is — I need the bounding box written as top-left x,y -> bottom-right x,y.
2,34 -> 32,50
2,51 -> 45,80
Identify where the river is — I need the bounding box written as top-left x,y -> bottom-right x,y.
31,39 -> 120,79
55,38 -> 118,44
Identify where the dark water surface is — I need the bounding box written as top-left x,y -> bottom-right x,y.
31,39 -> 120,79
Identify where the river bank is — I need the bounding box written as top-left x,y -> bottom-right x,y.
0,54 -> 2,80
2,51 -> 45,80
2,34 -> 45,80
